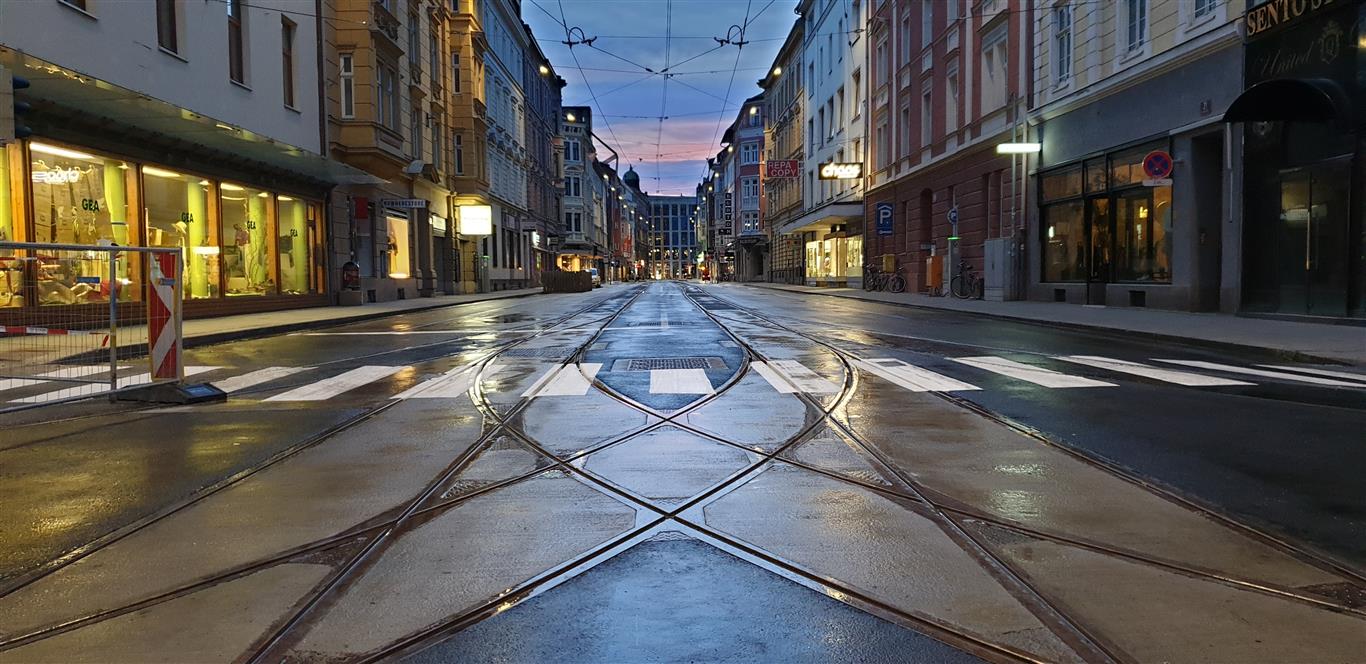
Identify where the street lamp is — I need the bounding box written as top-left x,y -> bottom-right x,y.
995,143 -> 1041,154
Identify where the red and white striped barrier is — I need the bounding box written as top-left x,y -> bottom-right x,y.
147,252 -> 182,380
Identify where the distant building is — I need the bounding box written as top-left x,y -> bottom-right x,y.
648,195 -> 700,279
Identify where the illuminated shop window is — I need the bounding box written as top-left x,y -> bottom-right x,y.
221,183 -> 278,296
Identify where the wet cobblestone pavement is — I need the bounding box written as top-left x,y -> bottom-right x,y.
1,282 -> 1364,663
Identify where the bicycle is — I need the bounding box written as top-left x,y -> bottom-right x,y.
949,260 -> 982,299
863,263 -> 906,293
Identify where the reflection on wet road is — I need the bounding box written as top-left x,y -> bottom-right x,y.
1,282 -> 1363,663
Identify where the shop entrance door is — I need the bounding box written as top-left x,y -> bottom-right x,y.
1277,163 -> 1351,316
1085,198 -> 1111,305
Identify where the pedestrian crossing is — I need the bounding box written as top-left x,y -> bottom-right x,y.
4,353 -> 1365,406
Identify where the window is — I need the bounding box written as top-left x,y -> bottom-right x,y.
919,90 -> 931,146
836,87 -> 845,127
407,10 -> 420,69
851,71 -> 861,118
807,119 -> 815,157
946,69 -> 959,132
875,114 -> 890,168
1125,0 -> 1148,51
565,138 -> 581,162
276,197 -> 316,294
1053,4 -> 1073,84
947,0 -> 958,21
565,176 -> 581,197
377,61 -> 399,130
1042,200 -> 1085,281
385,213 -> 411,278
741,142 -> 759,165
981,29 -> 1007,111
281,18 -> 296,107
902,14 -> 913,57
827,33 -> 833,73
808,62 -> 815,97
410,108 -> 422,157
430,19 -> 440,89
454,133 -> 464,174
451,51 -> 461,92
227,0 -> 245,83
1193,0 -> 1216,18
817,107 -> 826,146
565,210 -> 582,233
221,183 -> 277,295
340,54 -> 355,118
875,39 -> 889,87
432,119 -> 443,170
742,177 -> 759,206
156,0 -> 177,53
920,2 -> 932,46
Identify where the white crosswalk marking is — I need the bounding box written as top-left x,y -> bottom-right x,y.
212,366 -> 312,394
854,358 -> 979,392
14,366 -> 219,403
521,363 -> 602,397
392,364 -> 485,399
1058,356 -> 1254,387
1156,360 -> 1366,388
754,360 -> 840,394
951,356 -> 1116,389
0,365 -> 128,392
650,368 -> 714,394
1256,365 -> 1366,384
263,365 -> 407,402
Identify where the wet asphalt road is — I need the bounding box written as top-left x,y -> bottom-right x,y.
0,281 -> 1363,663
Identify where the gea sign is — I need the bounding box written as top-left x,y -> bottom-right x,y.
818,162 -> 862,180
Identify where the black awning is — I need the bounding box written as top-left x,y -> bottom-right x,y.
1223,78 -> 1353,126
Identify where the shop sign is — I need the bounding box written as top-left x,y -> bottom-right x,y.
723,192 -> 733,221
457,204 -> 493,235
876,202 -> 895,236
765,160 -> 801,178
31,168 -> 82,184
381,198 -> 428,209
430,214 -> 448,233
818,162 -> 863,180
1245,0 -> 1341,39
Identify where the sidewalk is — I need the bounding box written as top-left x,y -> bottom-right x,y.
181,288 -> 543,347
743,283 -> 1366,365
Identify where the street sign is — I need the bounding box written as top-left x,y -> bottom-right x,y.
765,160 -> 801,178
947,205 -> 959,225
1142,150 -> 1173,179
1143,178 -> 1174,187
380,198 -> 428,209
876,202 -> 894,236
723,192 -> 733,221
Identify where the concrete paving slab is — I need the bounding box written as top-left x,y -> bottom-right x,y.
405,537 -> 984,664
685,370 -> 811,452
290,472 -> 637,660
0,563 -> 331,663
836,374 -> 1347,590
583,425 -> 752,503
517,388 -> 655,456
0,399 -> 484,639
702,462 -> 1083,662
779,428 -> 892,487
966,519 -> 1366,663
436,433 -> 555,500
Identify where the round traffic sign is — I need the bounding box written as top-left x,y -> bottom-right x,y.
1143,151 -> 1173,179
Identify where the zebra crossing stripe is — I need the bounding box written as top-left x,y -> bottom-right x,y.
854,358 -> 979,392
758,360 -> 840,393
522,363 -> 602,397
951,356 -> 1115,388
1058,356 -> 1253,387
1256,365 -> 1366,384
392,364 -> 484,399
263,365 -> 407,402
212,366 -> 312,394
753,362 -> 799,393
0,365 -> 129,392
14,366 -> 219,403
649,368 -> 714,394
1156,360 -> 1366,388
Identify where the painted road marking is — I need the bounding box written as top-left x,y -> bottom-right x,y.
14,366 -> 219,403
0,365 -> 129,392
854,358 -> 979,392
754,360 -> 840,394
951,356 -> 1116,389
650,368 -> 714,394
522,363 -> 602,397
212,366 -> 313,394
1256,365 -> 1366,384
1058,356 -> 1253,387
1156,360 -> 1366,388
392,364 -> 485,399
264,365 -> 407,402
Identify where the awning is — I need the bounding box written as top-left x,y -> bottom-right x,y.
1223,78 -> 1353,127
2,49 -> 381,186
775,201 -> 863,236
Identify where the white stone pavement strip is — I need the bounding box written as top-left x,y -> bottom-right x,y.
951,356 -> 1116,389
0,365 -> 128,392
649,368 -> 715,394
211,366 -> 313,394
521,363 -> 603,397
13,366 -> 220,403
753,360 -> 840,394
263,365 -> 408,402
853,358 -> 979,392
391,363 -> 485,399
1057,356 -> 1255,387
1257,365 -> 1366,383
1156,359 -> 1366,388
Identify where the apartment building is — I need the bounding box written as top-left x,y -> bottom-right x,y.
1,0 -> 355,318
760,18 -> 806,285
521,29 -> 566,287
557,106 -> 599,272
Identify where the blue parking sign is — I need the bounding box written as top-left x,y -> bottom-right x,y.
876,202 -> 894,236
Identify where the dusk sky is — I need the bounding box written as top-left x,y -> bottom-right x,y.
523,0 -> 798,195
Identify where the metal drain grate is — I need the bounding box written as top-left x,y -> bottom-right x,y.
612,357 -> 727,372
501,347 -> 572,358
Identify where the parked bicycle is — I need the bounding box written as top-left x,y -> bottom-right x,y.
949,260 -> 982,299
863,263 -> 906,293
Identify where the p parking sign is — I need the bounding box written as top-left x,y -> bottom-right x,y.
876,202 -> 894,236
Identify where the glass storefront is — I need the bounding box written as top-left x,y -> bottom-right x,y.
804,234 -> 861,282
1040,143 -> 1173,290
0,139 -> 323,309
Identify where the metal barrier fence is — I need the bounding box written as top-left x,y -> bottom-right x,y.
0,242 -> 183,412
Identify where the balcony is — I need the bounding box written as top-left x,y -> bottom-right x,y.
371,1 -> 401,49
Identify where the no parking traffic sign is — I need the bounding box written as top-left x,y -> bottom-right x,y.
1142,150 -> 1173,186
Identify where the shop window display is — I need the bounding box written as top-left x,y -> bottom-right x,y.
220,183 -> 277,296
276,196 -> 313,294
30,143 -> 137,305
385,213 -> 411,279
144,167 -> 218,299
0,145 -> 22,307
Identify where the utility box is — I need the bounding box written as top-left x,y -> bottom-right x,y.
881,253 -> 896,273
925,255 -> 943,292
983,235 -> 1024,301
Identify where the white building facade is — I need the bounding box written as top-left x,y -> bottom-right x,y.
481,0 -> 533,289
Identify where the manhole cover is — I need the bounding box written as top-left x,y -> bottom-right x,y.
612,357 -> 727,372
500,347 -> 572,358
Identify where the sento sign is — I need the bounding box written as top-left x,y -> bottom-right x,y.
818,162 -> 863,180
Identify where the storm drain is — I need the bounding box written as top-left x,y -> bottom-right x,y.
500,347 -> 572,359
611,357 -> 727,372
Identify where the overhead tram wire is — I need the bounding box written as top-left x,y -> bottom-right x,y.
528,0 -> 631,166
698,0 -> 755,180
655,0 -> 674,189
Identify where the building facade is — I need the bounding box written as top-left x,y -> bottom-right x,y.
2,0 -> 354,319
557,106 -> 600,272
760,19 -> 806,285
521,29 -> 566,288
725,95 -> 768,282
648,195 -> 700,279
